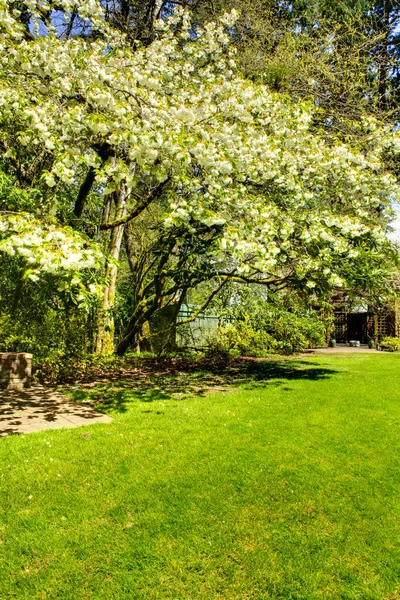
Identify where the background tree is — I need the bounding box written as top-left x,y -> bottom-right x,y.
190,0 -> 400,128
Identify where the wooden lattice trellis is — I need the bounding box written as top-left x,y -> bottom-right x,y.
373,311 -> 396,342
395,301 -> 400,338
366,314 -> 375,341
334,312 -> 347,343
334,308 -> 399,344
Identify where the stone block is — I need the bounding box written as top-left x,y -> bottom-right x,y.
0,353 -> 32,390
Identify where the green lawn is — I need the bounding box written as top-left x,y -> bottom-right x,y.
1,354 -> 400,599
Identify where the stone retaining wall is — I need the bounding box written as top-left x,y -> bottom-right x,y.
0,353 -> 32,390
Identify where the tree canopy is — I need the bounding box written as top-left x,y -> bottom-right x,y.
0,0 -> 399,354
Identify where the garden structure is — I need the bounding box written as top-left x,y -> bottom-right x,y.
333,299 -> 400,345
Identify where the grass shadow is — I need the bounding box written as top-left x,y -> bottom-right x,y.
64,356 -> 338,414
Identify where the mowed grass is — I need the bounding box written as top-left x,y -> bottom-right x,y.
1,355 -> 400,599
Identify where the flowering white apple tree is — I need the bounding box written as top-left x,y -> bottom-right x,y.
0,0 -> 399,352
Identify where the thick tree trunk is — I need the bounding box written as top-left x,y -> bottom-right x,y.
123,226 -> 137,274
116,283 -> 180,356
115,296 -> 155,355
95,189 -> 128,354
115,293 -> 163,355
122,227 -> 152,352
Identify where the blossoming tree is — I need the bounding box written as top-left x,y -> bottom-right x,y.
0,0 -> 399,353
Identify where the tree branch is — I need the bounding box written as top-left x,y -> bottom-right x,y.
175,277 -> 230,327
74,144 -> 112,218
74,166 -> 96,217
100,178 -> 169,230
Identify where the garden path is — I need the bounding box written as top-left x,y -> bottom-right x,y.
306,344 -> 381,354
0,385 -> 112,437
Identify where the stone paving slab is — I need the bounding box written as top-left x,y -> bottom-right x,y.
0,385 -> 112,437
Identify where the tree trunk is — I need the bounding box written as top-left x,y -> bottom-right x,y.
95,189 -> 128,354
123,225 -> 137,274
115,293 -> 162,355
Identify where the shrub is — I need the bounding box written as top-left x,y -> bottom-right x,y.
205,305 -> 326,357
380,337 -> 400,352
214,320 -> 278,357
0,308 -> 93,368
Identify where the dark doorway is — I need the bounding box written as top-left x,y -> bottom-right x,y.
347,313 -> 368,343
